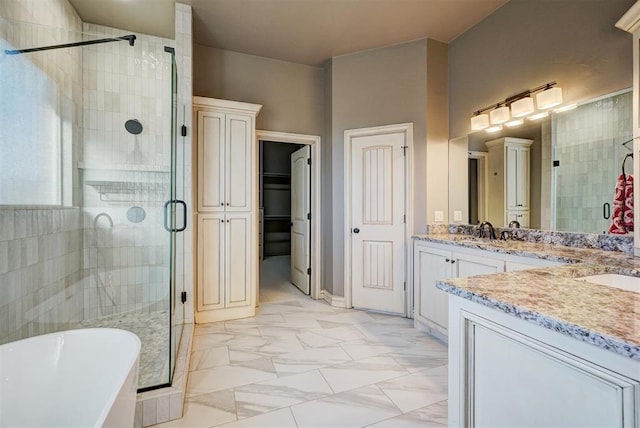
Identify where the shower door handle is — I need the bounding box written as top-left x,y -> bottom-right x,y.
164,200 -> 188,232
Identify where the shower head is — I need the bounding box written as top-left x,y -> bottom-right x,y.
125,119 -> 143,135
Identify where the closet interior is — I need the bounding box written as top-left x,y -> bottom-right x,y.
259,141 -> 304,259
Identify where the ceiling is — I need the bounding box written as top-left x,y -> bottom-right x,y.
68,0 -> 509,66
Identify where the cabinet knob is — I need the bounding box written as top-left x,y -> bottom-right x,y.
517,204 -> 523,207
227,203 -> 230,206
353,228 -> 360,234
445,258 -> 450,262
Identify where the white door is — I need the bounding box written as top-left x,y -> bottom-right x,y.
350,131 -> 406,314
290,146 -> 311,294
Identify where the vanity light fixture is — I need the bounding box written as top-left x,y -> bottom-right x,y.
489,105 -> 510,124
470,113 -> 490,131
510,97 -> 535,118
470,81 -> 569,133
536,85 -> 563,109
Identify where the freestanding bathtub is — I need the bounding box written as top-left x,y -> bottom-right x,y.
0,328 -> 141,427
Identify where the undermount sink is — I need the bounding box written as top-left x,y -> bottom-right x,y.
576,274 -> 640,293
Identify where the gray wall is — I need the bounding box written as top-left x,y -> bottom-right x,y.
322,60 -> 334,294
193,45 -> 324,136
328,39 -> 428,297
449,0 -> 634,139
426,39 -> 449,225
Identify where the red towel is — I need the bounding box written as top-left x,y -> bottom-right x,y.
608,174 -> 634,234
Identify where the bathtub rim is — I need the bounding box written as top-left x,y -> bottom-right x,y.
0,327 -> 141,428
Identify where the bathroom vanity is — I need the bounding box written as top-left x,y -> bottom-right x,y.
413,232 -> 640,427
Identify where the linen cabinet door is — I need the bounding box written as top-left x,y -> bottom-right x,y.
225,114 -> 253,212
197,110 -> 226,212
225,212 -> 253,308
197,213 -> 225,312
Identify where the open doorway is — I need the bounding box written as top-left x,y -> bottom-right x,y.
468,151 -> 488,225
256,131 -> 322,304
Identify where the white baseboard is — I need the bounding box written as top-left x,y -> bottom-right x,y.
321,289 -> 347,308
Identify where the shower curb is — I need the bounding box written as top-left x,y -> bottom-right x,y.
134,322 -> 194,427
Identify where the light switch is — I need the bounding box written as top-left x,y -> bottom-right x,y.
434,210 -> 444,222
454,210 -> 462,222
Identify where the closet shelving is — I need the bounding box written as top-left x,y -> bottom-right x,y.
260,142 -> 302,258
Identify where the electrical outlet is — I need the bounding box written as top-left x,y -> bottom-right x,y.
454,210 -> 462,222
434,210 -> 444,222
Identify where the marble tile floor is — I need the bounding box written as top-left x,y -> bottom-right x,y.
154,255 -> 448,428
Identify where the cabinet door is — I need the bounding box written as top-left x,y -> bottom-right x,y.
506,210 -> 529,228
506,146 -> 530,211
414,246 -> 452,330
453,251 -> 504,277
506,146 -> 519,210
197,213 -> 225,311
225,212 -> 253,308
516,147 -> 530,209
198,111 -> 226,212
226,114 -> 253,212
470,321 -> 637,427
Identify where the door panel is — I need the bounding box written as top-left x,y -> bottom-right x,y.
197,214 -> 224,311
198,111 -> 225,211
363,241 -> 393,289
226,114 -> 252,211
290,146 -> 311,294
351,131 -> 406,314
226,213 -> 251,307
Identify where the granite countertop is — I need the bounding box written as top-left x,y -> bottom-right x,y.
414,233 -> 640,360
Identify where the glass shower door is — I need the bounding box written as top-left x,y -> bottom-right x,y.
166,49 -> 186,386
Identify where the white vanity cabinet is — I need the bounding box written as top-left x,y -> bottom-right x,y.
194,97 -> 262,323
414,244 -> 504,338
413,240 -> 564,340
616,3 -> 640,256
448,295 -> 640,427
486,137 -> 533,227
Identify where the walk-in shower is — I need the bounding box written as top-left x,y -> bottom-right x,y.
0,17 -> 185,392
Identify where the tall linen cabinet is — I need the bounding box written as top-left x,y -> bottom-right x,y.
193,97 -> 262,323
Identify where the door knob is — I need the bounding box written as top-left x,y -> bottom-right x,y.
353,228 -> 360,234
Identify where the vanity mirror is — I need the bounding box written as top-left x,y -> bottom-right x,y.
452,88 -> 633,235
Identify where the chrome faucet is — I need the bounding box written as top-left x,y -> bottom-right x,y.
478,221 -> 496,240
508,220 -> 521,228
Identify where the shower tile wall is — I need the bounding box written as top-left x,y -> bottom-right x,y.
554,91 -> 632,234
80,23 -> 174,320
0,0 -> 84,344
0,209 -> 84,344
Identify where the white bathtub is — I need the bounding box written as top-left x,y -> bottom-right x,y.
0,328 -> 141,428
